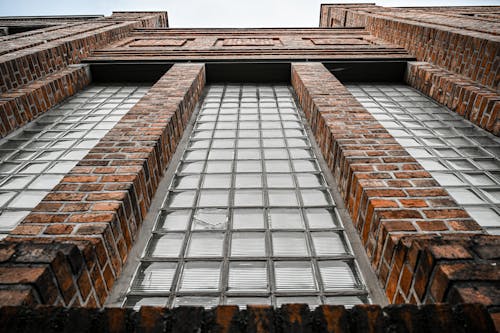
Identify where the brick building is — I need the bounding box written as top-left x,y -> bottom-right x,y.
0,4 -> 498,332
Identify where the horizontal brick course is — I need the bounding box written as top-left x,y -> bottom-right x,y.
0,64 -> 91,138
0,303 -> 496,332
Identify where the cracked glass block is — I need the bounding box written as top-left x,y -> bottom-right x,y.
192,209 -> 228,230
232,209 -> 265,229
272,232 -> 308,256
274,261 -> 316,291
156,210 -> 191,231
186,232 -> 224,257
228,262 -> 268,291
301,189 -> 331,206
268,190 -> 298,207
312,232 -> 348,256
179,261 -> 221,291
166,191 -> 196,208
305,208 -> 339,229
0,210 -> 30,231
231,232 -> 266,257
202,174 -> 231,188
131,262 -> 177,292
268,208 -> 304,229
319,261 -> 361,290
147,234 -> 185,258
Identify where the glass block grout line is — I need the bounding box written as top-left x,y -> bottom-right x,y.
124,84 -> 371,310
0,84 -> 151,237
346,83 -> 500,235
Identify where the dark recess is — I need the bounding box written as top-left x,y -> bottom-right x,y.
88,60 -> 409,83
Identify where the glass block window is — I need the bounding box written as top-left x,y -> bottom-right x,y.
124,84 -> 370,309
347,84 -> 500,235
0,85 -> 150,238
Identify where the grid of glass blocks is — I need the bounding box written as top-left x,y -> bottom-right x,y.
346,84 -> 500,235
124,84 -> 370,309
0,85 -> 150,238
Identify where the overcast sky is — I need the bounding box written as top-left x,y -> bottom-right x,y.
1,0 -> 499,27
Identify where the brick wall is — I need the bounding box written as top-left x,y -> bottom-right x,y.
0,304 -> 496,332
0,12 -> 168,138
290,62 -> 498,321
0,63 -> 205,307
0,64 -> 91,137
320,5 -> 500,136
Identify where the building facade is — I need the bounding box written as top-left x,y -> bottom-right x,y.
0,4 -> 498,332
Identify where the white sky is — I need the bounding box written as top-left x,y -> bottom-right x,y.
1,0 -> 499,27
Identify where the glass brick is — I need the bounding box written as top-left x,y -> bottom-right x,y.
228,262 -> 268,291
179,261 -> 221,291
272,232 -> 309,256
319,260 -> 361,290
186,232 -> 224,257
131,262 -> 177,292
274,261 -> 317,291
232,209 -> 265,229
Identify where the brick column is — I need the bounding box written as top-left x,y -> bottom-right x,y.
291,62 -> 499,315
0,63 -> 206,307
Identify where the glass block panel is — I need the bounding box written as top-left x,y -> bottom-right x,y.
0,210 -> 30,230
8,191 -> 48,208
347,84 -> 500,234
122,84 -> 371,308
